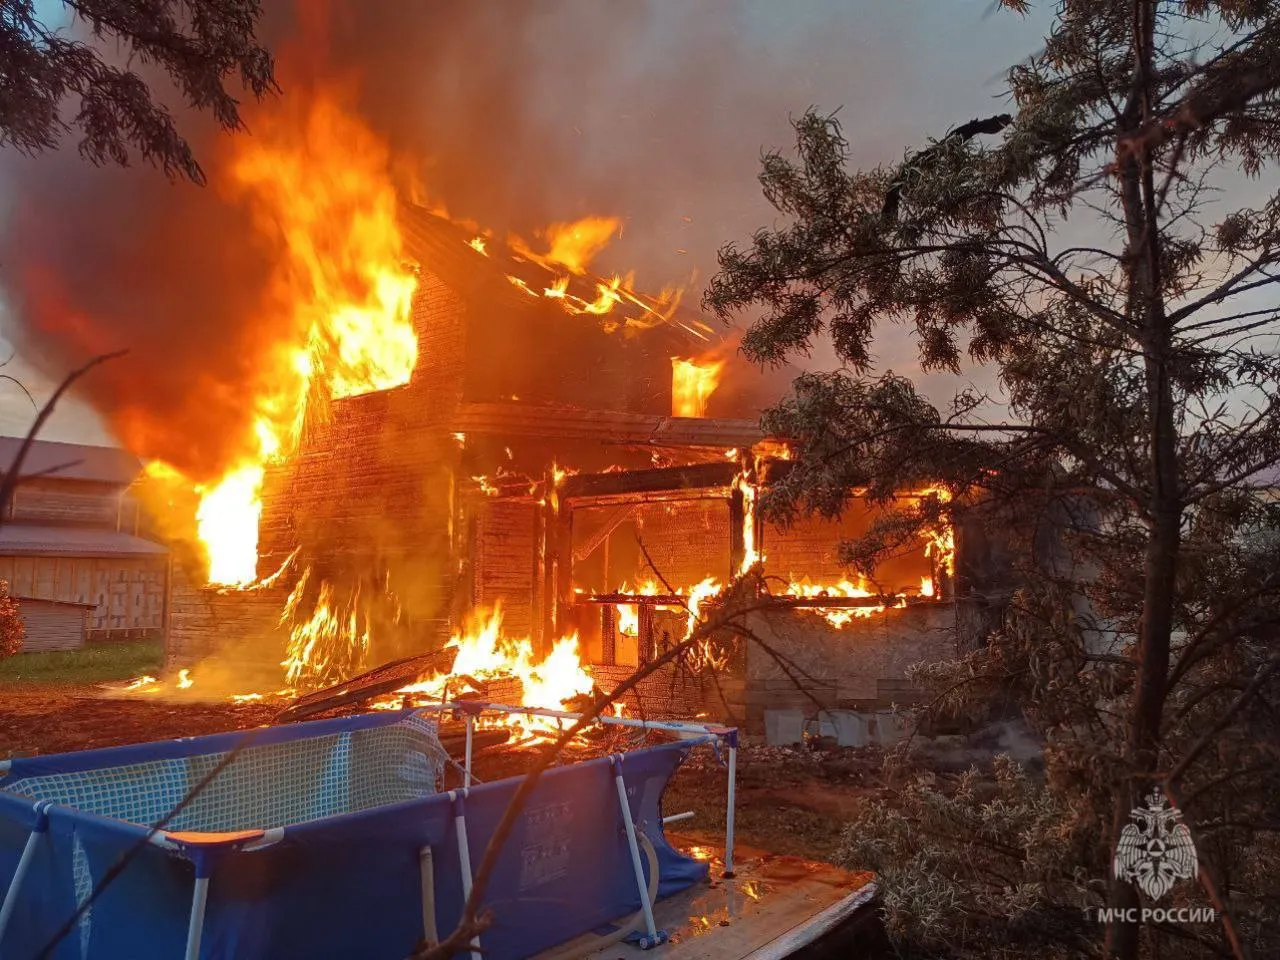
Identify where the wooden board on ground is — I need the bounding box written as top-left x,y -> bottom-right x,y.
275,648 -> 460,722
533,838 -> 880,960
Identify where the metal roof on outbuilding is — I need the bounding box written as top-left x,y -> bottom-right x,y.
0,524 -> 167,557
0,436 -> 142,486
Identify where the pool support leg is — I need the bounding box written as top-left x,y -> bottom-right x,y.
611,755 -> 665,948
452,792 -> 482,960
724,738 -> 738,878
184,873 -> 210,960
0,804 -> 48,949
419,846 -> 438,946
464,714 -> 474,788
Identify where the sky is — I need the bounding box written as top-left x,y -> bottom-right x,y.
0,0 -> 1050,448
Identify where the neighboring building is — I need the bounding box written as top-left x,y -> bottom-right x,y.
0,436 -> 169,652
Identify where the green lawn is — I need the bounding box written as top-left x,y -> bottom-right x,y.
0,640 -> 164,685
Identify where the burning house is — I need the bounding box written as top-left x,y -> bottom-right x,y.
159,200 -> 967,734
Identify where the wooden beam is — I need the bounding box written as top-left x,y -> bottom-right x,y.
600,603 -> 616,666
729,485 -> 745,576
572,503 -> 639,562
451,400 -> 766,449
561,462 -> 738,501
580,593 -> 686,605
762,595 -> 941,610
552,507 -> 574,643
638,603 -> 655,664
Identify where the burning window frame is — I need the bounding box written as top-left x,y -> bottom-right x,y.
464,450 -> 958,672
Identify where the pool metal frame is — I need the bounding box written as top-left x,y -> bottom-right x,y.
0,699 -> 739,960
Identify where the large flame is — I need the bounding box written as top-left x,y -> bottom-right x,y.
155,89 -> 419,587
511,216 -> 621,275
671,356 -> 724,418
279,566 -> 383,687
393,606 -> 596,741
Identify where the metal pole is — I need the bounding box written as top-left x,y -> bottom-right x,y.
662,811 -> 695,825
419,846 -> 438,945
463,713 -> 474,788
422,699 -> 722,739
0,819 -> 45,947
612,757 -> 659,944
724,740 -> 738,878
452,793 -> 482,960
183,874 -> 210,960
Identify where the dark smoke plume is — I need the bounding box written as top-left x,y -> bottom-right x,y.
0,1 -> 909,472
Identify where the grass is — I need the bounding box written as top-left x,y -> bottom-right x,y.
0,640 -> 164,685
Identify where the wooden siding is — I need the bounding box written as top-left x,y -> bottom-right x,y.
0,555 -> 166,633
17,599 -> 88,652
166,562 -> 288,667
472,498 -> 539,636
254,273 -> 468,653
8,478 -> 122,526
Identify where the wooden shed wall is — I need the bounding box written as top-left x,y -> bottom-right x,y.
0,555 -> 166,636
6,479 -> 123,527
17,599 -> 88,652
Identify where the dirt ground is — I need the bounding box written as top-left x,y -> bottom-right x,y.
0,683 -> 881,865
0,683 -> 279,758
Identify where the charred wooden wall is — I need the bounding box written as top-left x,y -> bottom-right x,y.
460,288 -> 674,415
762,503 -> 934,591
591,662 -> 728,721
257,271 -> 468,658
470,498 -> 539,638
631,499 -> 735,586
166,562 -> 289,675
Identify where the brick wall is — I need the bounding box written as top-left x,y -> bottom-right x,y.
736,603 -> 958,732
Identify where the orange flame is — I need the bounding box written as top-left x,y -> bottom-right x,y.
671,356 -> 724,418
512,216 -> 622,275
156,89 -> 419,587
279,566 -> 385,688
394,606 -> 595,741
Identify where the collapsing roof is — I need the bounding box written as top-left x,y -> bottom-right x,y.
0,436 -> 142,486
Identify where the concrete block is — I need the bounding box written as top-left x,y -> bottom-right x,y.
765,708 -> 805,746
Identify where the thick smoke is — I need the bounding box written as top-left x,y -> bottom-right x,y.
0,0 -> 921,471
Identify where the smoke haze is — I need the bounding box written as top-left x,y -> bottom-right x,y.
0,1 -> 1045,462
